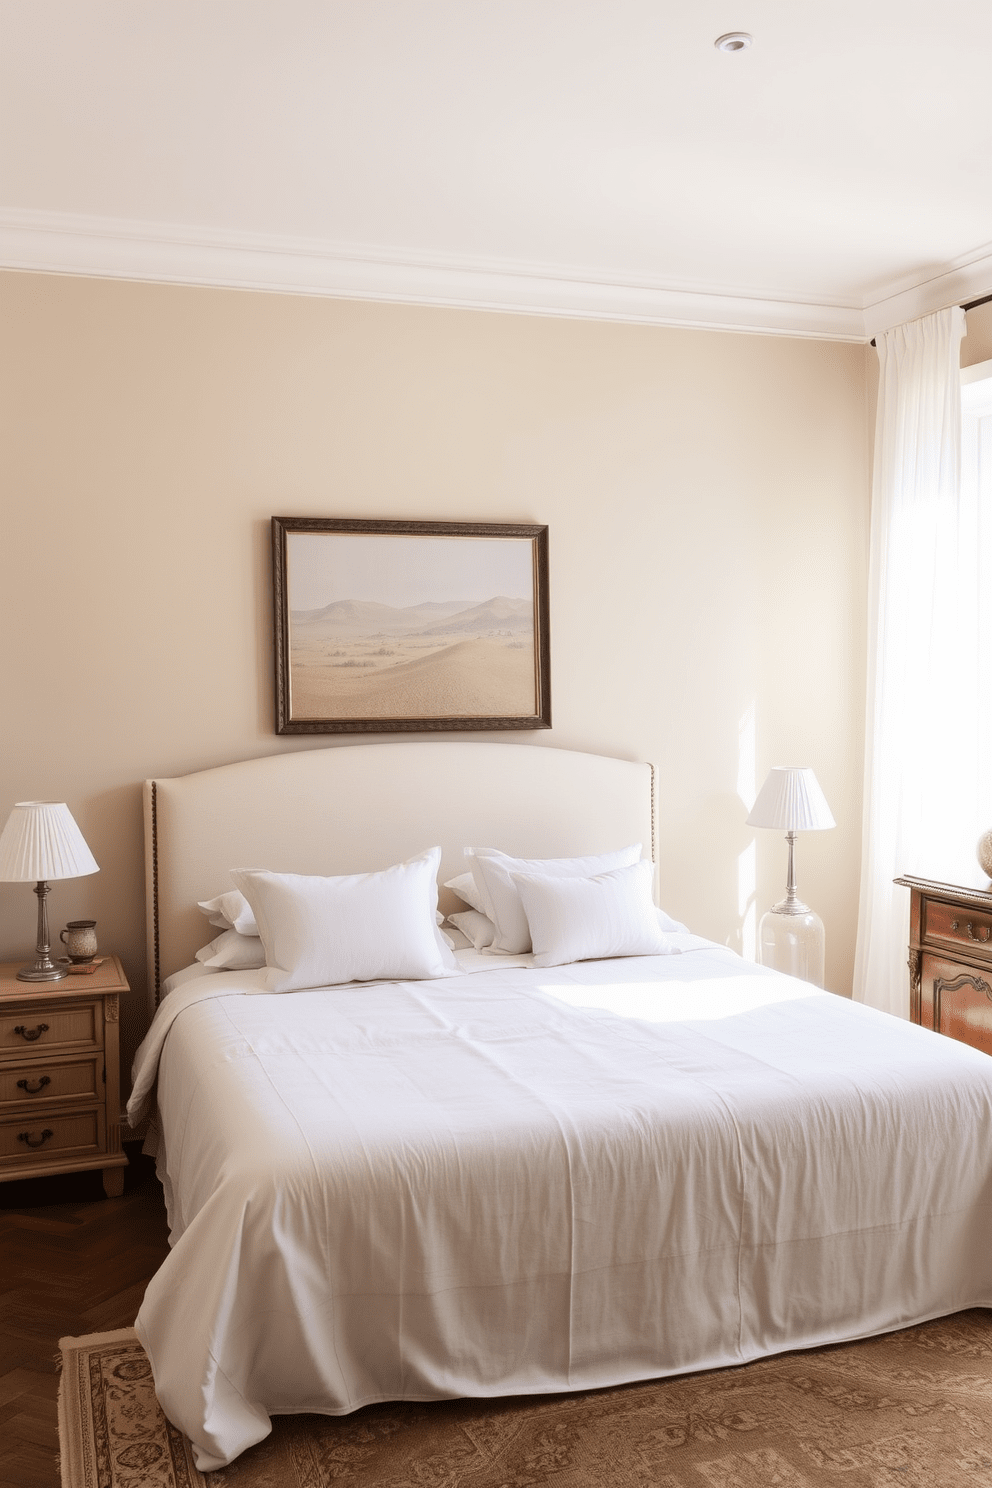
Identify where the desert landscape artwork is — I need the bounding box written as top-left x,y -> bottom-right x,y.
273,519 -> 550,733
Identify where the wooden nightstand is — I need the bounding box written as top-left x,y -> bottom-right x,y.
895,874 -> 992,1057
0,955 -> 130,1197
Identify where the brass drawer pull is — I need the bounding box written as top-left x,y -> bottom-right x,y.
16,1075 -> 51,1096
18,1128 -> 54,1149
950,920 -> 991,943
13,1023 -> 49,1042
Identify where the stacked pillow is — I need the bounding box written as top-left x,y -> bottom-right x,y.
467,844 -> 642,953
196,891 -> 266,970
193,844 -> 687,987
513,859 -> 671,968
195,848 -> 457,992
200,889 -> 259,937
443,872 -> 498,950
446,845 -> 686,968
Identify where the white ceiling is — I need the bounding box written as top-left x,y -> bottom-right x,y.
2,0 -> 991,341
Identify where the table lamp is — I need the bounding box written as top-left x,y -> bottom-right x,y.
746,766 -> 835,986
0,801 -> 99,982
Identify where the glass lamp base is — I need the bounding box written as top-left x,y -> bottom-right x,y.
757,905 -> 825,988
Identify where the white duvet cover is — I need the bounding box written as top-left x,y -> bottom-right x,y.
129,946 -> 992,1470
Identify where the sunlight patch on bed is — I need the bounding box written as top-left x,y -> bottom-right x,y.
538,975 -> 819,1022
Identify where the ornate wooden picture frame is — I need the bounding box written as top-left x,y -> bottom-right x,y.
273,517 -> 551,735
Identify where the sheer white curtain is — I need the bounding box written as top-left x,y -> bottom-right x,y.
854,306 -> 982,1015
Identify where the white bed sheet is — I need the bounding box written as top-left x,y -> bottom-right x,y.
129,945 -> 992,1470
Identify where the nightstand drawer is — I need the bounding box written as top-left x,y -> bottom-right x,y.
0,1107 -> 104,1164
0,1000 -> 102,1055
0,1055 -> 101,1113
922,899 -> 992,954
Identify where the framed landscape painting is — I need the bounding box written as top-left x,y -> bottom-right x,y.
272,517 -> 551,734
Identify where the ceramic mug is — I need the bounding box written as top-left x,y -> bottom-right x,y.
60,919 -> 98,963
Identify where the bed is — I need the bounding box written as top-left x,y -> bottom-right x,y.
129,742 -> 992,1471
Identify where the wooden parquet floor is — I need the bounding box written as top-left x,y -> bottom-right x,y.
0,1144 -> 170,1488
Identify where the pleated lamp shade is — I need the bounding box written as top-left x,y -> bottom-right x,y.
746,767 -> 835,832
0,801 -> 99,882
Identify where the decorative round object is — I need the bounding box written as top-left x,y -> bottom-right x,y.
978,830 -> 992,880
60,919 -> 98,963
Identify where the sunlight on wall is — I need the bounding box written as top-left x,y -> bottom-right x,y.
738,842 -> 756,961
737,701 -> 757,814
737,701 -> 757,961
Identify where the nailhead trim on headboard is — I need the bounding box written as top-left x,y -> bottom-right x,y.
150,780 -> 161,1007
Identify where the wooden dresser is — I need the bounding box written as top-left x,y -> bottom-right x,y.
0,955 -> 130,1196
895,874 -> 992,1056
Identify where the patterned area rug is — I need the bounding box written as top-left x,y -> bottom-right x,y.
59,1313 -> 992,1488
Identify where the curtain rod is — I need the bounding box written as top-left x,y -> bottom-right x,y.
869,292 -> 992,347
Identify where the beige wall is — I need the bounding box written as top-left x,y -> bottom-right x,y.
0,270 -> 870,1079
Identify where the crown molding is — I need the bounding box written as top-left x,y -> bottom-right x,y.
863,240 -> 992,340
0,206 -> 867,342
4,205 -> 990,344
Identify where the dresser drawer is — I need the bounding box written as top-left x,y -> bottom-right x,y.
0,1055 -> 102,1113
0,1000 -> 102,1056
922,898 -> 992,955
0,1106 -> 104,1164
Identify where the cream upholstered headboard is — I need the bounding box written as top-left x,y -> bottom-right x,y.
144,742 -> 655,1005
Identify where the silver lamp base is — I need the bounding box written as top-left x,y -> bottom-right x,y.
754,829 -> 827,987
17,956 -> 68,983
16,879 -> 69,981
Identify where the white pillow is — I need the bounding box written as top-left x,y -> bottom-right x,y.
441,921 -> 472,952
195,928 -> 268,971
657,905 -> 689,934
469,844 -> 643,953
447,908 -> 497,950
163,962 -> 219,996
198,890 -> 259,938
513,860 -> 672,969
231,849 -> 457,993
443,873 -> 488,914
200,886 -> 446,934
